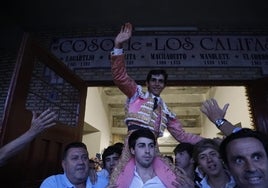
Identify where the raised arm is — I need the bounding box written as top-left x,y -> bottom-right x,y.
201,98 -> 238,136
111,23 -> 137,98
0,108 -> 57,166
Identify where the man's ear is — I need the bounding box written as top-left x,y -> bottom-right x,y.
130,148 -> 135,155
62,160 -> 66,171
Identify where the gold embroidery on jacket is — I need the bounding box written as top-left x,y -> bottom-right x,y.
125,97 -> 167,136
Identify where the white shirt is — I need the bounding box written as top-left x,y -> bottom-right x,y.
129,167 -> 166,188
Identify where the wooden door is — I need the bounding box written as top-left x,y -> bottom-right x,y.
0,34 -> 87,187
247,77 -> 268,134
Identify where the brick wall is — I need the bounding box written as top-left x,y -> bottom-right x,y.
0,48 -> 81,128
25,61 -> 80,126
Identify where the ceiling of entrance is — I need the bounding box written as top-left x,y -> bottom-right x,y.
2,0 -> 268,31
98,86 -> 211,155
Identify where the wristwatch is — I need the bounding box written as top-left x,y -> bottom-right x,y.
214,118 -> 227,128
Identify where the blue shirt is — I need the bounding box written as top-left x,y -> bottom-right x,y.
197,172 -> 236,188
40,173 -> 93,188
91,170 -> 109,188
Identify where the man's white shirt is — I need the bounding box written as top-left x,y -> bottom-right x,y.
129,166 -> 166,188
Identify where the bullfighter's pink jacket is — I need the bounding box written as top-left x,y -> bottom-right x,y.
109,54 -> 202,188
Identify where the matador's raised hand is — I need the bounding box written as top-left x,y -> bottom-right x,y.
114,22 -> 133,49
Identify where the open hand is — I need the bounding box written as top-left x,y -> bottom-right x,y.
29,108 -> 57,134
201,98 -> 229,122
114,22 -> 132,48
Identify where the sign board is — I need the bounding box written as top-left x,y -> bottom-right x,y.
50,36 -> 268,73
